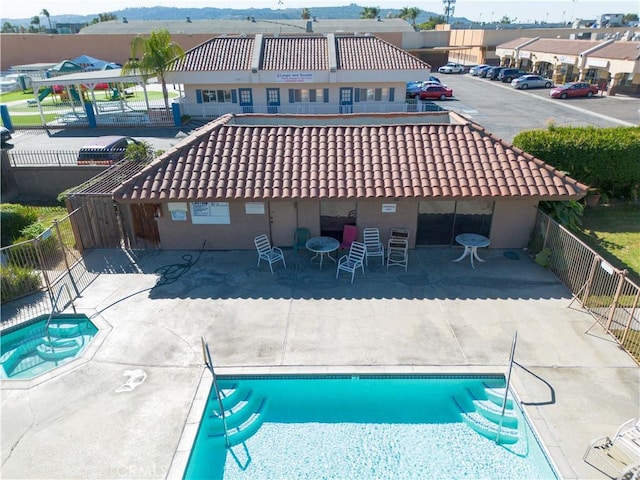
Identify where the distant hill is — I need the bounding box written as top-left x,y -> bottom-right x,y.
3,5 -> 468,28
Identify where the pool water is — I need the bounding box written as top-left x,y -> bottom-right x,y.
0,314 -> 98,380
184,375 -> 558,480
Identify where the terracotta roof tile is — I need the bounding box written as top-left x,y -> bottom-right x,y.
113,114 -> 587,202
169,34 -> 430,72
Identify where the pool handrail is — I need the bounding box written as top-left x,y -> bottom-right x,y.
496,331 -> 517,444
45,283 -> 77,332
201,335 -> 230,448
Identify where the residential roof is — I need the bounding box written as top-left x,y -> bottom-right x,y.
113,113 -> 587,203
170,34 -> 430,72
79,18 -> 416,35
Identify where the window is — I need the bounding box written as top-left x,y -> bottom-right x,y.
290,88 -> 328,103
355,88 -> 390,102
202,89 -> 232,103
619,73 -> 633,87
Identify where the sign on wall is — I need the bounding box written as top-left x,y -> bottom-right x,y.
190,202 -> 231,224
381,204 -> 397,213
276,72 -> 314,83
245,202 -> 265,214
168,202 -> 188,221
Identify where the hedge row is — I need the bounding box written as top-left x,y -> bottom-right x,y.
512,126 -> 640,199
0,204 -> 38,247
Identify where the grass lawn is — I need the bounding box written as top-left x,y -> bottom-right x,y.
579,201 -> 640,283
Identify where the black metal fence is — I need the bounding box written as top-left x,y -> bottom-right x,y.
7,149 -> 79,167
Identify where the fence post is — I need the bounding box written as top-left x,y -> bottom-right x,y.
620,289 -> 639,346
34,237 -> 53,306
580,255 -> 601,307
605,270 -> 627,331
53,219 -> 80,297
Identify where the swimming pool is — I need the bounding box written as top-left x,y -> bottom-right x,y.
0,314 -> 98,380
184,374 -> 558,479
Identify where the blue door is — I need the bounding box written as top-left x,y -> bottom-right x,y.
238,88 -> 253,113
266,88 -> 280,114
339,88 -> 353,114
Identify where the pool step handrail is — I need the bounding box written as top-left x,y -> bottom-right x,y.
201,335 -> 230,448
45,283 -> 77,334
496,331 -> 517,444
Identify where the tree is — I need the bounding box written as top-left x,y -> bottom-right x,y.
623,13 -> 638,23
41,9 -> 52,29
360,6 -> 381,19
124,141 -> 156,162
30,15 -> 41,32
121,29 -> 184,111
2,22 -> 18,33
301,8 -> 311,20
91,12 -> 117,24
398,7 -> 421,28
418,15 -> 446,30
499,15 -> 512,24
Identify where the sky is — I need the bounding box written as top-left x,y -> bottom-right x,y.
1,0 -> 638,23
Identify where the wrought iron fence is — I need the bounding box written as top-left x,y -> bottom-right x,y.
0,208 -> 96,329
7,149 -> 79,166
530,210 -> 640,363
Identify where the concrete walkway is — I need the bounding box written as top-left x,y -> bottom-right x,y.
1,247 -> 638,479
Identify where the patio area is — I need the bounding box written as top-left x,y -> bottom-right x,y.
1,246 -> 638,479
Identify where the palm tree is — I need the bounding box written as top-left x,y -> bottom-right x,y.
30,16 -> 41,32
301,8 -> 311,20
360,6 -> 381,19
41,9 -> 52,29
398,7 -> 421,28
121,29 -> 184,111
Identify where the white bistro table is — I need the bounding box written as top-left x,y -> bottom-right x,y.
453,233 -> 490,269
306,236 -> 340,270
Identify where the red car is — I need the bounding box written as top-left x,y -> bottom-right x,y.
549,82 -> 598,99
418,85 -> 453,100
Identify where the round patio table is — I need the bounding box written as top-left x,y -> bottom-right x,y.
306,236 -> 340,270
453,233 -> 490,269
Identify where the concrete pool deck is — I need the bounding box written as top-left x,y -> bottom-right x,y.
1,247 -> 638,479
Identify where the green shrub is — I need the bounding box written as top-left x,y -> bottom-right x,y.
9,222 -> 60,269
0,204 -> 38,247
512,126 -> 640,199
0,264 -> 42,303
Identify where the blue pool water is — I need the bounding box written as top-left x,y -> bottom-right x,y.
0,314 -> 97,380
185,375 -> 558,480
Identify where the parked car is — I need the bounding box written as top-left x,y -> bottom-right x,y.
406,80 -> 443,98
417,85 -> 453,100
469,64 -> 490,76
497,68 -> 528,83
77,136 -> 140,165
549,82 -> 599,99
438,62 -> 465,74
487,67 -> 507,80
1,126 -> 11,145
477,66 -> 494,78
511,75 -> 553,90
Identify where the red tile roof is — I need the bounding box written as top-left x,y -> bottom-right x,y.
114,114 -> 587,202
168,34 -> 430,72
589,41 -> 640,60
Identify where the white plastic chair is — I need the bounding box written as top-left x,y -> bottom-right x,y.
336,241 -> 366,283
583,418 -> 640,478
254,234 -> 286,274
363,228 -> 384,266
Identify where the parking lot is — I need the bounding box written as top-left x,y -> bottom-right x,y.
430,72 -> 639,142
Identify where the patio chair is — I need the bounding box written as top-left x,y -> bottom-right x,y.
336,241 -> 366,283
389,227 -> 410,242
583,418 -> 640,478
387,238 -> 408,272
254,234 -> 286,274
340,224 -> 358,250
363,228 -> 384,266
293,227 -> 311,254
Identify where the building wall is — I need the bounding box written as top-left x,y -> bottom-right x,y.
142,197 -> 539,251
9,166 -> 107,200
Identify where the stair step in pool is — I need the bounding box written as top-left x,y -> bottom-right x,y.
209,398 -> 267,447
472,399 -> 519,429
460,410 -> 520,444
484,387 -> 514,409
47,323 -> 82,338
35,341 -> 81,361
208,395 -> 263,431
